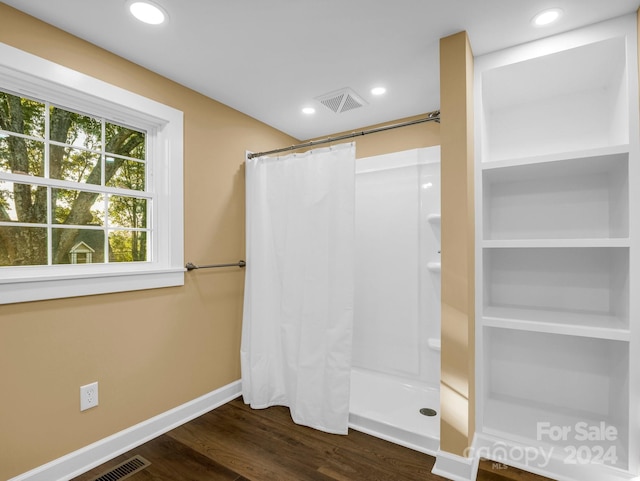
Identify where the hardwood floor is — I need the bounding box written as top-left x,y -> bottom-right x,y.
476,460 -> 553,481
72,398 -> 552,481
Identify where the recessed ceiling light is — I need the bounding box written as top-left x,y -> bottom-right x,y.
371,87 -> 386,96
532,8 -> 562,27
129,1 -> 167,25
302,107 -> 316,115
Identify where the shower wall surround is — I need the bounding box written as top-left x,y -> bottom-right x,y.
473,14 -> 639,481
352,147 -> 441,387
349,146 -> 441,455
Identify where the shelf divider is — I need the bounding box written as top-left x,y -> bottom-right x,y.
483,307 -> 630,341
482,238 -> 631,248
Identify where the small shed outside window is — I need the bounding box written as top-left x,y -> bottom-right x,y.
69,241 -> 95,264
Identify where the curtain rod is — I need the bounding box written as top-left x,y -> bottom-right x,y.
246,110 -> 440,160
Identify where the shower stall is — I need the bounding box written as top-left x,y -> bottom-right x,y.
349,146 -> 441,455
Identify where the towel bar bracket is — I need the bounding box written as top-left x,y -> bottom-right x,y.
185,260 -> 246,271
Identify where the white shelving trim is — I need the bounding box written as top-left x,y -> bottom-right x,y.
481,144 -> 630,170
482,306 -> 630,341
483,239 -> 631,248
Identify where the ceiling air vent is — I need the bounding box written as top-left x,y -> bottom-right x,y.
316,88 -> 367,114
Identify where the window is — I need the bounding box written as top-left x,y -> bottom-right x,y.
1,92 -> 149,265
0,42 -> 184,303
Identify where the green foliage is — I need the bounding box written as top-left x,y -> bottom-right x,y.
0,90 -> 148,266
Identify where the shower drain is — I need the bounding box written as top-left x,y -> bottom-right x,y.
419,408 -> 438,417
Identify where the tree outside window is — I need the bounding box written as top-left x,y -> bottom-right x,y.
0,90 -> 150,267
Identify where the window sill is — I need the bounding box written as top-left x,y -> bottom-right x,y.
0,266 -> 185,304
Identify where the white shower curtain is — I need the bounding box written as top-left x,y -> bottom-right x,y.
241,142 -> 355,434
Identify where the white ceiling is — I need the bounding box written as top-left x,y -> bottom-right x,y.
3,0 -> 640,140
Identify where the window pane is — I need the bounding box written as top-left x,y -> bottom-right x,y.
108,195 -> 147,228
0,136 -> 45,176
53,228 -> 105,265
0,225 -> 47,266
50,106 -> 101,150
50,145 -> 101,184
105,122 -> 145,160
52,188 -> 104,225
0,91 -> 45,138
0,180 -> 47,223
109,230 -> 147,262
106,158 -> 145,191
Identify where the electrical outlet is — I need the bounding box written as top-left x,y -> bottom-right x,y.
80,381 -> 99,411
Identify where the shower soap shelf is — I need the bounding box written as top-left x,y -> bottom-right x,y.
427,262 -> 441,273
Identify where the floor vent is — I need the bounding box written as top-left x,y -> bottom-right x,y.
89,455 -> 151,481
316,87 -> 367,114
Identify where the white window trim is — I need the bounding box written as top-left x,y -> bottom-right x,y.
0,42 -> 184,304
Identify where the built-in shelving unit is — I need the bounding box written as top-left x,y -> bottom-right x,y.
474,14 -> 639,481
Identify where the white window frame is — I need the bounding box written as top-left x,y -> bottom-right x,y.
0,42 -> 184,304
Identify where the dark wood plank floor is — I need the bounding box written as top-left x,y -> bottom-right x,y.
72,398 -> 552,481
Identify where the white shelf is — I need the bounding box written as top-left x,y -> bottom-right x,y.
483,238 -> 630,248
482,328 -> 629,471
483,396 -> 629,470
480,36 -> 628,162
483,328 -> 630,421
481,144 -> 630,171
483,152 -> 628,241
483,247 -> 629,323
483,306 -> 629,341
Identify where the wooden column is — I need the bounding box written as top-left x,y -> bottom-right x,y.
439,30 -> 475,457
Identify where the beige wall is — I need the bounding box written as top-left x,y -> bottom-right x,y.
439,31 -> 475,457
0,5 -> 297,479
0,5 -> 440,479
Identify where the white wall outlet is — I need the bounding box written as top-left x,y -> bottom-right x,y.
80,381 -> 99,411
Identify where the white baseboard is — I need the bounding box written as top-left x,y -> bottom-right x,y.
432,448 -> 479,481
9,380 -> 242,481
